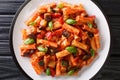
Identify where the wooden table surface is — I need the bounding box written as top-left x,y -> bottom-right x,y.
0,0 -> 120,80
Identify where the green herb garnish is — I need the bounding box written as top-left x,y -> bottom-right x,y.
90,48 -> 95,56
28,22 -> 36,26
48,21 -> 53,31
87,22 -> 93,28
65,46 -> 77,54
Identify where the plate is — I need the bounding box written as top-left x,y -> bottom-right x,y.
10,0 -> 110,80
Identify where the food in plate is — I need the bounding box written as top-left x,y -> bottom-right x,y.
20,2 -> 100,77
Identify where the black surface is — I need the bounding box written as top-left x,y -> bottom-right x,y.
0,0 -> 120,80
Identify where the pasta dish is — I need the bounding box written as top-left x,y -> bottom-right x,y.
20,2 -> 100,77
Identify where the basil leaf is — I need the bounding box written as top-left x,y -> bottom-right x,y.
24,38 -> 35,44
87,22 -> 92,28
46,68 -> 51,76
66,19 -> 76,25
48,21 -> 53,31
37,46 -> 48,53
90,48 -> 95,56
28,22 -> 36,26
65,46 -> 77,54
68,70 -> 75,75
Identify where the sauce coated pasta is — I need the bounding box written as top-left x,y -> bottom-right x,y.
20,2 -> 100,77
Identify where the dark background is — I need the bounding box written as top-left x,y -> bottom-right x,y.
0,0 -> 120,80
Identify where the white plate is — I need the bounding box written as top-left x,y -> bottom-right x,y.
10,0 -> 110,80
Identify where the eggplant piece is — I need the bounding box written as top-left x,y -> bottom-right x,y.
40,19 -> 47,27
44,13 -> 52,22
88,32 -> 94,38
47,47 -> 58,55
62,30 -> 70,38
22,49 -> 35,56
82,54 -> 91,61
93,22 -> 97,28
27,34 -> 36,40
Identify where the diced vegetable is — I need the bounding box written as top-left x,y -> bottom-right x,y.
61,60 -> 69,67
21,49 -> 35,56
88,32 -> 94,38
90,48 -> 95,56
28,21 -> 36,26
45,32 -> 52,40
40,19 -> 47,27
39,60 -> 44,66
24,38 -> 35,45
28,34 -> 36,40
82,54 -> 91,60
48,21 -> 53,31
57,3 -> 64,9
62,30 -> 70,38
65,46 -> 77,54
93,23 -> 97,28
87,22 -> 92,28
46,68 -> 51,75
66,19 -> 76,25
44,13 -> 52,22
50,68 -> 56,77
48,47 -> 58,55
68,70 -> 75,75
52,13 -> 61,18
37,46 -> 48,53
